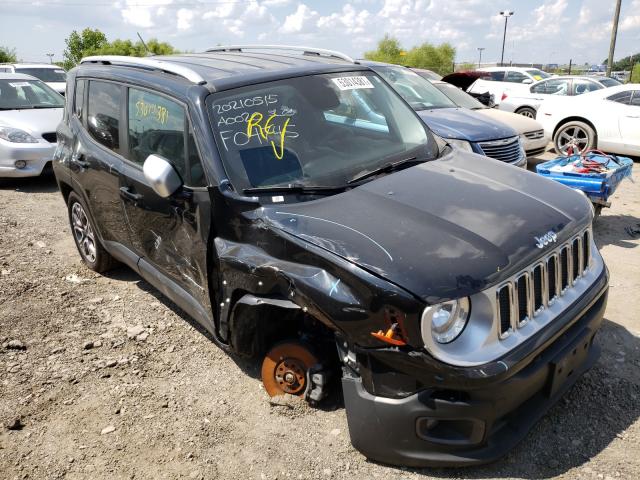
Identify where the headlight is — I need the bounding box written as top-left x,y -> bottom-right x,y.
446,138 -> 473,152
422,298 -> 470,344
0,127 -> 38,143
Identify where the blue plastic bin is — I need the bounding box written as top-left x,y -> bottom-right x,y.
536,153 -> 633,207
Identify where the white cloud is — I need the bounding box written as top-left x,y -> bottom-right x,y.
120,0 -> 173,29
177,8 -> 194,31
620,0 -> 640,31
263,0 -> 292,6
281,4 -> 319,34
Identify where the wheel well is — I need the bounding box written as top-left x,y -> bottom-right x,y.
515,105 -> 535,113
228,295 -> 334,358
552,116 -> 598,145
59,181 -> 73,205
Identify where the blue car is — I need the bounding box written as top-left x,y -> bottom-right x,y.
364,62 -> 527,168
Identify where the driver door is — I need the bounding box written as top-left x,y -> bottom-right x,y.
118,86 -> 211,311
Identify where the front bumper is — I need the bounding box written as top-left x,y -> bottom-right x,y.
523,135 -> 549,158
342,267 -> 608,467
0,140 -> 54,178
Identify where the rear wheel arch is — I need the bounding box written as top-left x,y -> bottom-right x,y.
515,105 -> 537,118
553,116 -> 598,145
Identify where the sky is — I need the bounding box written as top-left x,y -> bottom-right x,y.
1,0 -> 640,66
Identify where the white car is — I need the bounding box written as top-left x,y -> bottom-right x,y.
499,76 -> 622,118
0,63 -> 67,95
467,66 -> 552,106
431,80 -> 548,157
0,73 -> 64,177
537,84 -> 640,157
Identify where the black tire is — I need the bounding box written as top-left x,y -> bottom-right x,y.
553,120 -> 597,156
516,106 -> 537,119
67,192 -> 115,273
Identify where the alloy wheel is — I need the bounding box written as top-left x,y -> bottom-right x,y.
557,125 -> 589,154
71,202 -> 97,263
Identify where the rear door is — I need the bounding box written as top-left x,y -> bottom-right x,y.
118,86 -> 211,309
71,79 -> 131,251
619,90 -> 640,151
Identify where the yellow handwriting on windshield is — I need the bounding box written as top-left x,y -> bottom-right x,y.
246,112 -> 290,160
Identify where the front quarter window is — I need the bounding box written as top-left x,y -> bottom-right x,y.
208,72 -> 435,192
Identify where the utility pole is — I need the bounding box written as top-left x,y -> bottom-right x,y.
499,10 -> 514,67
606,0 -> 622,77
46,53 -> 54,64
477,47 -> 485,67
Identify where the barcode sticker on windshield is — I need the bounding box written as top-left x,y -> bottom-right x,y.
332,76 -> 374,90
8,82 -> 30,87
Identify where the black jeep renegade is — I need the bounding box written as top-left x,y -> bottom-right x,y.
53,47 -> 608,467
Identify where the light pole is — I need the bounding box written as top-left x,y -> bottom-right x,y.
46,53 -> 54,64
499,10 -> 514,67
606,0 -> 622,77
477,47 -> 485,68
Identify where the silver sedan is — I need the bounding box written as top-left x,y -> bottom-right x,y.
0,73 -> 64,177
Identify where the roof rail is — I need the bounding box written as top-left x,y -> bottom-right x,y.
204,45 -> 356,64
80,55 -> 206,84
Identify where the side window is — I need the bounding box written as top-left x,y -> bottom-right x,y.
607,91 -> 633,105
530,80 -> 548,94
488,71 -> 505,81
127,88 -> 187,178
87,81 -> 122,151
573,79 -> 602,96
630,91 -> 640,107
539,79 -> 570,95
74,79 -> 85,119
504,71 -> 529,83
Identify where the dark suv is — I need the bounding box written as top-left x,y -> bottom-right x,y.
53,47 -> 608,467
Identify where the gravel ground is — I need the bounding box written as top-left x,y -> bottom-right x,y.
1,152 -> 639,480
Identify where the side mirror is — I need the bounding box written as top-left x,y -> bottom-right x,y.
143,154 -> 183,198
522,78 -> 534,84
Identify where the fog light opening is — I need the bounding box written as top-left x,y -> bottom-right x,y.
14,160 -> 27,169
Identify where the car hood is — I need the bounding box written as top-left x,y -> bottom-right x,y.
264,150 -> 591,303
0,108 -> 63,135
417,107 -> 517,142
476,108 -> 544,135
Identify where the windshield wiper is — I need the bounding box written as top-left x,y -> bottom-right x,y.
347,156 -> 425,184
32,105 -> 63,109
243,184 -> 347,195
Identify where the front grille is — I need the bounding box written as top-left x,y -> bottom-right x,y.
496,228 -> 592,339
560,247 -> 570,291
42,132 -> 57,143
497,285 -> 512,337
524,129 -> 544,140
478,137 -> 522,164
547,255 -> 558,303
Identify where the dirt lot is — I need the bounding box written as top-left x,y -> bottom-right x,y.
1,153 -> 639,480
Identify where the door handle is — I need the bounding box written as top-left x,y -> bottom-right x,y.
625,115 -> 640,118
71,153 -> 90,169
119,186 -> 143,202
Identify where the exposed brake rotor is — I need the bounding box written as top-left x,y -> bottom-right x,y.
261,342 -> 319,397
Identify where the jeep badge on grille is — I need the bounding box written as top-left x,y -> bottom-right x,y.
534,231 -> 558,249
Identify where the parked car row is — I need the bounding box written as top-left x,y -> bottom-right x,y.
0,73 -> 64,177
0,63 -> 67,95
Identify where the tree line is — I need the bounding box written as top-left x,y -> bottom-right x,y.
363,35 -> 457,75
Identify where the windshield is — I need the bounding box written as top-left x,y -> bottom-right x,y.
209,71 -> 436,191
372,66 -> 457,110
0,79 -> 64,109
433,83 -> 485,109
525,69 -> 551,81
599,77 -> 622,87
15,67 -> 67,83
